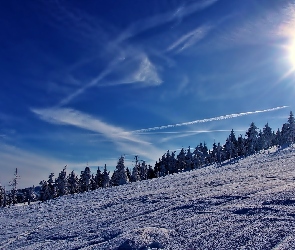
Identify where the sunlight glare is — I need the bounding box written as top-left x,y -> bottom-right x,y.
288,39 -> 295,68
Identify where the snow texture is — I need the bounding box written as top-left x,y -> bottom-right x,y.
1,147 -> 295,249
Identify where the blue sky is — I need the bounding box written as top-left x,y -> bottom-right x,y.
1,0 -> 295,188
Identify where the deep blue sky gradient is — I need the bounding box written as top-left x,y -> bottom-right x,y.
1,0 -> 295,188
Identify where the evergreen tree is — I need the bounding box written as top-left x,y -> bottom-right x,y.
94,166 -> 103,188
139,161 -> 148,180
154,160 -> 160,177
111,156 -> 128,186
126,167 -> 131,181
272,130 -> 280,146
130,163 -> 140,182
193,143 -> 207,167
216,142 -> 223,164
237,135 -> 246,157
286,111 -> 295,145
147,165 -> 156,179
25,186 -> 36,205
47,173 -> 57,198
55,166 -> 68,196
0,184 -> 5,207
202,143 -> 209,164
159,154 -> 167,177
184,147 -> 193,171
177,148 -> 186,171
210,142 -> 218,163
68,170 -> 80,194
262,123 -> 273,149
39,180 -> 52,201
228,129 -> 238,158
80,166 -> 91,192
256,130 -> 264,151
9,168 -> 20,205
130,156 -> 141,182
245,122 -> 259,155
101,164 -> 110,188
90,174 -> 96,191
165,150 -> 172,174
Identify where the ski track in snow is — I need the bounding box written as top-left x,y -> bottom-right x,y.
1,147 -> 295,249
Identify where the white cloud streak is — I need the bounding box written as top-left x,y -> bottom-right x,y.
131,106 -> 289,133
31,107 -> 161,161
51,0 -> 218,106
167,25 -> 212,53
57,58 -> 121,106
117,0 -> 218,42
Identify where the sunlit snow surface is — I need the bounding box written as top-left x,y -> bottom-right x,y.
1,147 -> 295,250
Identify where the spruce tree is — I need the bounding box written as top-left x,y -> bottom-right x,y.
68,170 -> 79,194
262,123 -> 273,149
286,111 -> 295,145
9,168 -> 20,205
245,122 -> 259,155
184,147 -> 193,171
131,164 -> 140,182
101,164 -> 110,188
147,165 -> 156,179
47,173 -> 57,198
111,156 -> 128,186
39,180 -> 52,201
0,184 -> 5,207
80,166 -> 91,192
139,161 -> 148,180
177,148 -> 186,171
94,166 -> 103,188
159,154 -> 167,177
130,156 -> 140,182
55,166 -> 68,196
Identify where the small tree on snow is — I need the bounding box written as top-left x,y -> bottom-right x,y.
286,111 -> 295,145
245,122 -> 259,155
68,170 -> 80,194
9,168 -> 20,205
94,166 -> 103,188
0,184 -> 5,207
55,165 -> 68,196
39,180 -> 52,201
80,166 -> 91,192
111,156 -> 128,186
101,164 -> 110,188
130,164 -> 140,182
48,173 -> 57,198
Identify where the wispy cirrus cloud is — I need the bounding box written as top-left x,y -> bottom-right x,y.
31,107 -> 161,161
44,0 -> 218,106
117,0 -> 218,42
58,52 -> 162,106
121,54 -> 162,86
167,25 -> 212,53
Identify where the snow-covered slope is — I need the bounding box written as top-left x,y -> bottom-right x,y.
1,147 -> 295,250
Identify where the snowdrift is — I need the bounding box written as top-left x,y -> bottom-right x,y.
1,147 -> 295,249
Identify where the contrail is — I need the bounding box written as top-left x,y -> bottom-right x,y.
131,106 -> 288,133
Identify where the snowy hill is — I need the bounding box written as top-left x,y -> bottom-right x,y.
1,147 -> 295,250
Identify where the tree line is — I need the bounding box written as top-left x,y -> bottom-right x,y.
0,111 -> 295,207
